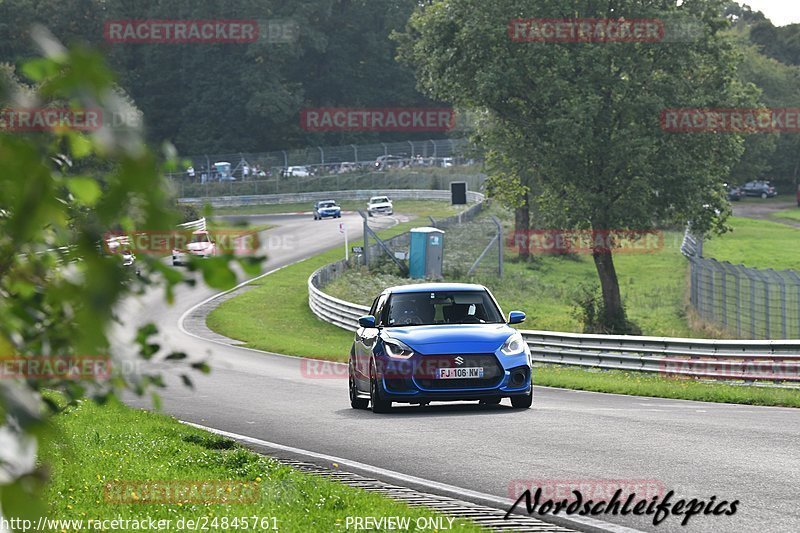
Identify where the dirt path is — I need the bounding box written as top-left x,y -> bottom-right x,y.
732,198 -> 800,228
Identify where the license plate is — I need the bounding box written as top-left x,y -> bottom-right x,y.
436,367 -> 484,379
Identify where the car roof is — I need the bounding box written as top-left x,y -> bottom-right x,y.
385,282 -> 488,294
370,196 -> 389,200
317,199 -> 336,203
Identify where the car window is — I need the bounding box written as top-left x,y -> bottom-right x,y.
385,291 -> 503,326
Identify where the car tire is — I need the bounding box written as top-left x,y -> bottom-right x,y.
349,362 -> 369,410
368,211 -> 373,217
761,192 -> 767,199
510,388 -> 533,409
370,361 -> 391,413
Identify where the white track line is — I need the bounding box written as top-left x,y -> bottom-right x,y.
182,421 -> 645,533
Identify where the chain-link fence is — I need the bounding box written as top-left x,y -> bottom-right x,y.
169,137 -> 474,181
172,171 -> 485,199
683,230 -> 800,339
359,202 -> 503,278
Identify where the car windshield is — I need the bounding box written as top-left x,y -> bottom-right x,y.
384,291 -> 504,327
319,202 -> 336,208
191,233 -> 209,244
371,197 -> 388,204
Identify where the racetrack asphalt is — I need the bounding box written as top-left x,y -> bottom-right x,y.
115,211 -> 800,533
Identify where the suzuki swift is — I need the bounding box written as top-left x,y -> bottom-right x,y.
349,283 -> 532,413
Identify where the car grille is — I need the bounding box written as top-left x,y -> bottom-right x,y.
413,353 -> 503,390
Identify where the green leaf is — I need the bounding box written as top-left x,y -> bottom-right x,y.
66,177 -> 102,206
191,361 -> 211,374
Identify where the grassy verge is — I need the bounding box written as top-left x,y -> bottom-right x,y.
534,365 -> 800,407
703,216 -> 800,270
770,207 -> 800,223
40,396 -> 484,531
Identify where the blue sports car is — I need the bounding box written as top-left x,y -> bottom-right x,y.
349,283 -> 532,413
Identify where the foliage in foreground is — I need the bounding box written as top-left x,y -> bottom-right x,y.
0,30 -> 261,519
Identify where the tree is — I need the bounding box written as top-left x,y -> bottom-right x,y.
397,0 -> 755,332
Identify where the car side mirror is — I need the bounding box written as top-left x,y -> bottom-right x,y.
358,315 -> 376,328
508,311 -> 526,325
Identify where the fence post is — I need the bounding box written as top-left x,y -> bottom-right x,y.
318,146 -> 324,165
495,216 -> 503,278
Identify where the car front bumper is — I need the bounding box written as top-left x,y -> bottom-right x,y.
374,351 -> 531,403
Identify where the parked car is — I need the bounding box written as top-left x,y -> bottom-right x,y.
282,166 -> 311,178
367,196 -> 393,217
741,180 -> 777,198
374,155 -> 405,171
724,183 -> 743,202
349,283 -> 532,413
172,230 -> 216,265
313,200 -> 341,220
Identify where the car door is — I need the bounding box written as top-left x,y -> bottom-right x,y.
355,293 -> 387,385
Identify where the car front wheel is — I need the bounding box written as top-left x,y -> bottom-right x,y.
370,361 -> 391,413
761,192 -> 767,199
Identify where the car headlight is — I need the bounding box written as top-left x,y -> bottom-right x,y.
384,338 -> 415,359
500,332 -> 526,356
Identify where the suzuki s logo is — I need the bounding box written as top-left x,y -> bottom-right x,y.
454,356 -> 464,365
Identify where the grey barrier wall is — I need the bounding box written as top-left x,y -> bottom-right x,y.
682,228 -> 800,340
178,189 -> 485,208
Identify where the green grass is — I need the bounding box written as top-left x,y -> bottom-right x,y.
770,207 -> 800,223
39,396 -> 484,531
534,365 -> 800,407
211,199 -> 465,218
703,217 -> 800,270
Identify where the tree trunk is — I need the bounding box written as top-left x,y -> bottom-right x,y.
591,245 -> 626,332
514,195 -> 530,260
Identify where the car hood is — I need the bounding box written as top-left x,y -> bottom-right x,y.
319,206 -> 340,211
370,202 -> 392,208
383,324 -> 516,354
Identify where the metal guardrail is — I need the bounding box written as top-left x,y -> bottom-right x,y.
177,217 -> 207,231
308,255 -> 800,383
178,189 -> 484,208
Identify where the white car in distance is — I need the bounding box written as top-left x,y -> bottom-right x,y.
367,196 -> 393,217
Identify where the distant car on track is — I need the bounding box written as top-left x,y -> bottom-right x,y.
282,166 -> 311,178
741,180 -> 776,198
724,183 -> 742,202
367,196 -> 393,217
349,283 -> 532,413
172,230 -> 216,265
374,155 -> 405,171
313,200 -> 341,220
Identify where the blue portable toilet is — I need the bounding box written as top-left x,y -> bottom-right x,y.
409,227 -> 445,279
